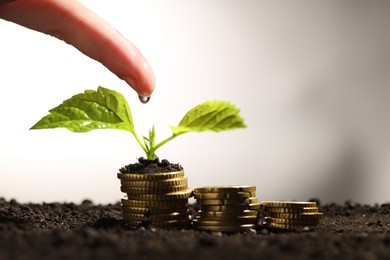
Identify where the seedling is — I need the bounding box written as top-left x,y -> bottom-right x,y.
31,86 -> 246,160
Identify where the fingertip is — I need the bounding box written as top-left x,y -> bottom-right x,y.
123,61 -> 156,97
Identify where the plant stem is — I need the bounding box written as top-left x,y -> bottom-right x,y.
149,133 -> 182,156
132,132 -> 148,156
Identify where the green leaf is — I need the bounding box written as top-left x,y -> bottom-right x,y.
149,125 -> 156,147
170,100 -> 246,135
30,86 -> 135,133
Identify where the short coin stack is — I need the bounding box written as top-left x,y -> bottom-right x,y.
261,201 -> 323,230
117,170 -> 192,229
193,186 -> 260,232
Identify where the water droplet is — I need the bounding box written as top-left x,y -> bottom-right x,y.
138,95 -> 150,104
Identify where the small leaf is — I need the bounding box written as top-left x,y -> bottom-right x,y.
30,86 -> 135,133
149,125 -> 156,147
170,100 -> 246,135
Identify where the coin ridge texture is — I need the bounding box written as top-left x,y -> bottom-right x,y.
261,201 -> 317,208
121,184 -> 188,194
120,177 -> 188,187
125,189 -> 193,200
117,171 -> 185,181
194,186 -> 256,193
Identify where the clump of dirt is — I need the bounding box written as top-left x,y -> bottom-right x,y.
119,157 -> 183,174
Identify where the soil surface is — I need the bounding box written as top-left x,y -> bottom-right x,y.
119,158 -> 183,174
1,198 -> 389,260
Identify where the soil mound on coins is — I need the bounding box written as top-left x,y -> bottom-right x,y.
119,157 -> 183,174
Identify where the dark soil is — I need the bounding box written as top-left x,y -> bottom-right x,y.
119,158 -> 183,174
1,198 -> 389,260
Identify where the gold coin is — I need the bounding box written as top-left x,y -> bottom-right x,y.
268,212 -> 324,219
261,201 -> 317,208
267,217 -> 320,225
124,219 -> 191,228
121,206 -> 188,215
197,197 -> 258,206
120,177 -> 188,187
126,189 -> 193,200
198,198 -> 251,206
197,197 -> 258,205
121,206 -> 153,214
121,196 -> 188,208
193,219 -> 258,226
194,192 -> 255,200
301,212 -> 323,217
249,203 -> 261,210
196,215 -> 258,222
266,222 -> 316,230
121,184 -> 188,194
199,210 -> 259,218
117,171 -> 185,181
200,205 -> 247,212
194,224 -> 256,232
200,203 -> 261,212
194,186 -> 256,193
122,212 -> 190,221
262,207 -> 319,214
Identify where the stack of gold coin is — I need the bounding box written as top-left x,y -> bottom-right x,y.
117,170 -> 192,230
261,201 -> 323,230
193,186 -> 260,232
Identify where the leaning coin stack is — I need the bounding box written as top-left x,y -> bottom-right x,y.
117,170 -> 192,230
261,201 -> 323,230
193,186 -> 260,232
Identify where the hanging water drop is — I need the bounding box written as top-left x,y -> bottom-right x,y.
138,95 -> 150,104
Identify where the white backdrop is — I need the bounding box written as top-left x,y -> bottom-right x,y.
1,0 -> 390,204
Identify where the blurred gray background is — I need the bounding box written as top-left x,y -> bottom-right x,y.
1,0 -> 389,204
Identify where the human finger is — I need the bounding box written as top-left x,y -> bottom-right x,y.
0,0 -> 155,97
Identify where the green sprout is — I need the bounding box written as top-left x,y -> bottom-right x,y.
31,86 -> 246,160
